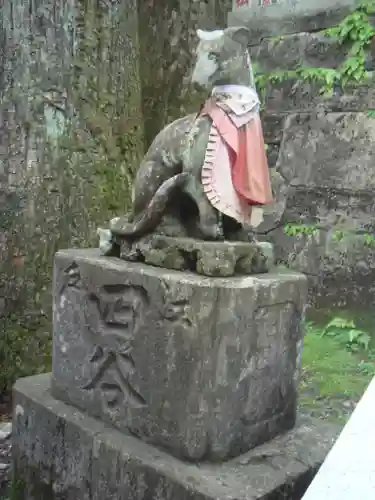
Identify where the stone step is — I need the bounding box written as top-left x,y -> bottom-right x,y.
12,374 -> 341,500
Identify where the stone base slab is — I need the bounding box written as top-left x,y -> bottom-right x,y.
118,235 -> 274,277
12,374 -> 340,500
52,249 -> 307,461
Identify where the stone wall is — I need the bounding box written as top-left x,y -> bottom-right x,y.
229,0 -> 359,42
230,1 -> 375,310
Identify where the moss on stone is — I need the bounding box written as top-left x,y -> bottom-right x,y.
0,0 -> 144,392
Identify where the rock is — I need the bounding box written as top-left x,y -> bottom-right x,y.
262,114 -> 285,144
262,79 -> 375,115
13,373 -> 341,500
229,0 -> 358,43
266,143 -> 280,168
267,112 -> 375,308
119,235 -> 275,277
278,113 -> 375,191
51,248 -> 307,462
251,32 -> 348,73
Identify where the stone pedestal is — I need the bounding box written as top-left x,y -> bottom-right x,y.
51,249 -> 307,462
11,248 -> 340,499
118,236 -> 274,277
12,374 -> 340,500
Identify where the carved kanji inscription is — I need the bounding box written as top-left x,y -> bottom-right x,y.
82,284 -> 149,411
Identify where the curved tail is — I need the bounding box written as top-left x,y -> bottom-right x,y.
110,173 -> 188,239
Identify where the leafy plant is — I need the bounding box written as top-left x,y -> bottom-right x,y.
321,316 -> 372,352
358,360 -> 375,375
301,319 -> 374,422
284,223 -> 319,237
284,225 -> 375,246
332,229 -> 347,242
363,232 -> 375,246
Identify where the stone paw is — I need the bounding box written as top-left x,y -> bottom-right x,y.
199,222 -> 224,241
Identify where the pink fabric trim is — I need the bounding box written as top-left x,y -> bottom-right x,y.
200,98 -> 273,224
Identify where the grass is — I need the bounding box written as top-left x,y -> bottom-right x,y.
299,318 -> 375,424
0,315 -> 52,398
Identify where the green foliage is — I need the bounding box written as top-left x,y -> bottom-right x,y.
320,316 -> 372,352
255,0 -> 375,98
283,223 -> 375,247
283,223 -> 318,237
363,232 -> 375,246
7,475 -> 26,500
332,229 -> 346,242
300,319 -> 374,421
0,314 -> 51,393
332,229 -> 375,246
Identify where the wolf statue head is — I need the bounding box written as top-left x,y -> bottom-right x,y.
191,26 -> 254,89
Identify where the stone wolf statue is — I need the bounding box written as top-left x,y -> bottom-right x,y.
99,26 -> 273,254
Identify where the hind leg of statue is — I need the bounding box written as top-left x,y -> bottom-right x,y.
184,175 -> 223,240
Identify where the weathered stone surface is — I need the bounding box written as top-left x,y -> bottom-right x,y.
270,227 -> 375,309
13,374 -> 340,500
266,143 -> 280,168
251,32 -> 348,73
229,0 -> 358,44
51,249 -> 307,462
263,80 -> 375,114
262,114 -> 286,144
119,236 -> 274,276
267,112 -> 375,308
279,112 -> 375,190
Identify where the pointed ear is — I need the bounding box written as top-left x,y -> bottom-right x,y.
225,26 -> 250,47
197,29 -> 224,41
196,29 -> 205,40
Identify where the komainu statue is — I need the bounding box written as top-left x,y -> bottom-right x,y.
98,27 -> 275,276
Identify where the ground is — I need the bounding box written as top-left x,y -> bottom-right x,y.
299,316 -> 374,424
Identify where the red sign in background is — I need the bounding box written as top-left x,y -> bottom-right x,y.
236,0 -> 280,7
236,0 -> 249,7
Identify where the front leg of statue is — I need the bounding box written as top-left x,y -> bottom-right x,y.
184,175 -> 223,240
183,118 -> 224,240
